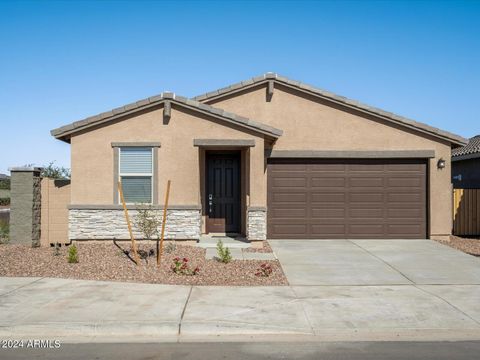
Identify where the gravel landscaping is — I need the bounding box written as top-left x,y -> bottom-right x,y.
0,242 -> 288,286
243,241 -> 273,253
434,236 -> 480,257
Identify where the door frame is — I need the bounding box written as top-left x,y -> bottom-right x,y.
205,150 -> 242,235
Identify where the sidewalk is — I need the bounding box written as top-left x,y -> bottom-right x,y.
1,277 -> 480,343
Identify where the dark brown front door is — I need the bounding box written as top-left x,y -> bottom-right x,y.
267,159 -> 427,239
206,152 -> 241,233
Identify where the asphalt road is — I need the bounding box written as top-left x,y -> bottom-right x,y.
1,341 -> 480,360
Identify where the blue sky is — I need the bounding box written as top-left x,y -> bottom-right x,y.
1,0 -> 479,174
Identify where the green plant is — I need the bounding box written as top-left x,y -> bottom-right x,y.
41,161 -> 71,179
165,241 -> 176,254
0,179 -> 10,190
216,239 -> 232,263
171,257 -> 200,275
67,244 -> 79,263
134,205 -> 161,240
0,221 -> 9,244
255,263 -> 273,277
53,242 -> 61,256
0,198 -> 10,206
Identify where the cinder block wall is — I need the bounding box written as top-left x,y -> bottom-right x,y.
9,168 -> 42,246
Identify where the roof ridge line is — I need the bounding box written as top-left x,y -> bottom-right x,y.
193,73 -> 467,146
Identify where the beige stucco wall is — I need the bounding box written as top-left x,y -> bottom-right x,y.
207,84 -> 453,237
40,178 -> 71,246
70,105 -> 265,211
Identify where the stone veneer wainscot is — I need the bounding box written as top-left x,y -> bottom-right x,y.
69,207 -> 201,240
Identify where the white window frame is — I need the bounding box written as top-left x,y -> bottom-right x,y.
118,147 -> 154,205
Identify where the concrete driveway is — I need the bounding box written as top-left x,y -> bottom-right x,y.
269,239 -> 480,285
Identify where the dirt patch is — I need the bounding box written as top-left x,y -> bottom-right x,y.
0,243 -> 288,286
243,241 -> 273,253
433,236 -> 480,257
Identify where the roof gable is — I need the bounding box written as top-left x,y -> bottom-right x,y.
51,92 -> 283,142
194,73 -> 467,146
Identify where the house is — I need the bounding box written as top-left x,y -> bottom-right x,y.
452,135 -> 480,189
51,73 -> 467,242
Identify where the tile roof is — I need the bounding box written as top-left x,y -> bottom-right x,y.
194,73 -> 467,146
452,135 -> 480,159
51,92 -> 283,141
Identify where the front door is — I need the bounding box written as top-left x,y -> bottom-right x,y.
206,152 -> 241,233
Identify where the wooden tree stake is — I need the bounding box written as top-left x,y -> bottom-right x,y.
158,180 -> 171,266
118,180 -> 140,265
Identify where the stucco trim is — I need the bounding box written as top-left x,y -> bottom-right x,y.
194,73 -> 467,146
68,204 -> 202,210
193,139 -> 255,147
111,142 -> 161,147
267,150 -> 436,159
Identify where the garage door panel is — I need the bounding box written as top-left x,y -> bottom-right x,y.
349,177 -> 384,187
349,224 -> 385,235
388,193 -> 423,202
350,193 -> 384,203
311,208 -> 346,218
311,177 -> 347,187
349,208 -> 384,218
271,177 -> 307,188
271,193 -> 307,203
270,208 -> 307,218
267,159 -> 426,239
311,224 -> 346,236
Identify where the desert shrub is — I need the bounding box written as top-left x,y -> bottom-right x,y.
165,242 -> 176,254
0,179 -> 10,190
171,257 -> 200,275
67,244 -> 79,263
0,221 -> 9,244
53,242 -> 61,256
41,161 -> 71,179
0,198 -> 10,206
216,239 -> 232,263
134,205 -> 160,240
255,263 -> 273,277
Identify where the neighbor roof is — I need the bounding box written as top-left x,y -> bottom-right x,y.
452,135 -> 480,161
51,92 -> 283,142
194,73 -> 467,147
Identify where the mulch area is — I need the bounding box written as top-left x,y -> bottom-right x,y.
0,242 -> 288,286
433,236 -> 480,257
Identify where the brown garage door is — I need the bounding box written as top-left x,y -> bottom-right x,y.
267,159 -> 427,239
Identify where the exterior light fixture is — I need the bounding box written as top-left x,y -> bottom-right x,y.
437,158 -> 446,169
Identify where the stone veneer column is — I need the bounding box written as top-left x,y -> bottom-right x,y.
9,167 -> 43,246
247,207 -> 267,240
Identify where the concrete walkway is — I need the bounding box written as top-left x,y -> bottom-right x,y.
2,277 -> 480,342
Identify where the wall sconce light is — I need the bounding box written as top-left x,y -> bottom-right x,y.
437,158 -> 446,169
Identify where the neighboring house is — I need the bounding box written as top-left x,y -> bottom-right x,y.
51,73 -> 467,241
452,135 -> 480,189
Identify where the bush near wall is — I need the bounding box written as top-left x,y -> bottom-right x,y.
0,198 -> 10,206
0,179 -> 10,190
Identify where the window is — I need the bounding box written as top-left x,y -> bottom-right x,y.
119,147 -> 153,204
